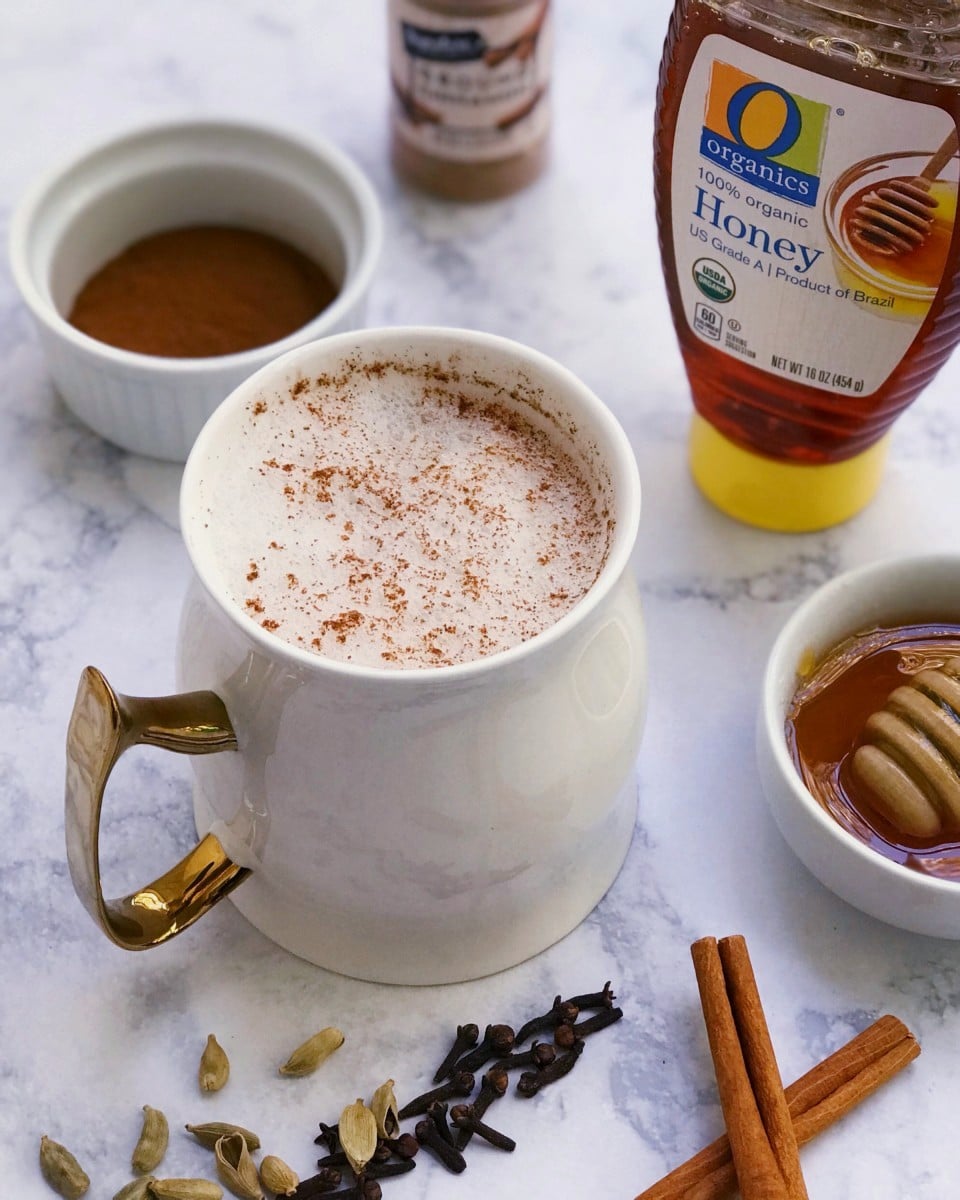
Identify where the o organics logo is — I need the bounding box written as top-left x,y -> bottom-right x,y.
700,61 -> 830,206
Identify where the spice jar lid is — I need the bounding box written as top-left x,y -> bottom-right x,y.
688,414 -> 889,532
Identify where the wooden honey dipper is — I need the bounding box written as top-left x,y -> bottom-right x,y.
849,127 -> 959,257
851,657 -> 960,839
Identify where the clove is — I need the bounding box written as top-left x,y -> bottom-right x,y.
314,1123 -> 341,1153
315,1151 -> 347,1169
492,1041 -> 557,1072
415,1119 -> 467,1174
455,1067 -> 508,1151
304,1182 -> 379,1200
472,1067 -> 509,1119
514,998 -> 579,1046
292,1165 -> 343,1198
363,1159 -> 416,1181
565,982 -> 616,1010
425,1101 -> 456,1147
450,1104 -> 516,1152
554,1006 -> 623,1048
432,1023 -> 480,1082
397,1070 -> 475,1120
451,1024 -> 516,1074
517,1040 -> 585,1096
382,1134 -> 418,1160
370,1142 -> 392,1165
310,1182 -> 380,1200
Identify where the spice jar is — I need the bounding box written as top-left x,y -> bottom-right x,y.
388,0 -> 552,201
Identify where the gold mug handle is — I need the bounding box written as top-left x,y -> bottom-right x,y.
65,665 -> 250,950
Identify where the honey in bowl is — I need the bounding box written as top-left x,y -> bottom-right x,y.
786,623 -> 960,881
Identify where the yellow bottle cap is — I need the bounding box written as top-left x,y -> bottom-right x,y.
688,413 -> 889,532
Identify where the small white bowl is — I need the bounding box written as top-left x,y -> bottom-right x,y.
10,118 -> 382,461
758,554 -> 960,938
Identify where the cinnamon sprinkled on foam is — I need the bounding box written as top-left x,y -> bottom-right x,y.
202,361 -> 612,668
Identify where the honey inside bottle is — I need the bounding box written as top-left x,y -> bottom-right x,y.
654,1 -> 960,528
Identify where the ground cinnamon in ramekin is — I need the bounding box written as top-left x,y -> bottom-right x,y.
68,225 -> 338,358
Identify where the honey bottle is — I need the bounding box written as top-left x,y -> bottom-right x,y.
654,1 -> 960,530
388,0 -> 552,201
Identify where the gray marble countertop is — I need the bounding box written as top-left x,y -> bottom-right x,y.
4,3 -> 960,1198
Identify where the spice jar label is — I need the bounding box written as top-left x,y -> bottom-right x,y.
669,34 -> 958,398
388,0 -> 552,163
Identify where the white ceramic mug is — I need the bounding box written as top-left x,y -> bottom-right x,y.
65,328 -> 646,983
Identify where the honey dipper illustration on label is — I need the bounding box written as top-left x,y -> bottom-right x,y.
848,128 -> 959,258
828,132 -> 959,324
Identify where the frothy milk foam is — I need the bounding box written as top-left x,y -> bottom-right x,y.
194,357 -> 612,668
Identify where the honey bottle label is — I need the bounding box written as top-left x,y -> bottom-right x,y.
671,35 -> 958,397
388,0 -> 552,163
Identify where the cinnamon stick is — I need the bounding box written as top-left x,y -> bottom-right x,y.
635,1015 -> 919,1200
690,937 -> 789,1200
718,936 -> 807,1199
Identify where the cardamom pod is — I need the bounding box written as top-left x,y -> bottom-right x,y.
112,1177 -> 156,1200
369,1079 -> 400,1140
39,1134 -> 90,1200
149,1180 -> 224,1200
277,1027 -> 344,1077
214,1133 -> 262,1200
132,1106 -> 169,1174
184,1124 -> 261,1153
258,1156 -> 298,1197
337,1099 -> 378,1177
198,1034 -> 230,1092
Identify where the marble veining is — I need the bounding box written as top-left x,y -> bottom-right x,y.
4,2 -> 960,1198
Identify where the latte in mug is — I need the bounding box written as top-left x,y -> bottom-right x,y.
194,355 -> 613,668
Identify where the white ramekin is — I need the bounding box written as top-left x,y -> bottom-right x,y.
758,554 -> 960,939
10,118 -> 382,461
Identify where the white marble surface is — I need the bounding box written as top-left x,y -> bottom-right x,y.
4,3 -> 960,1198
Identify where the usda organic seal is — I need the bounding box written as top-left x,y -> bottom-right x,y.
692,257 -> 735,303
